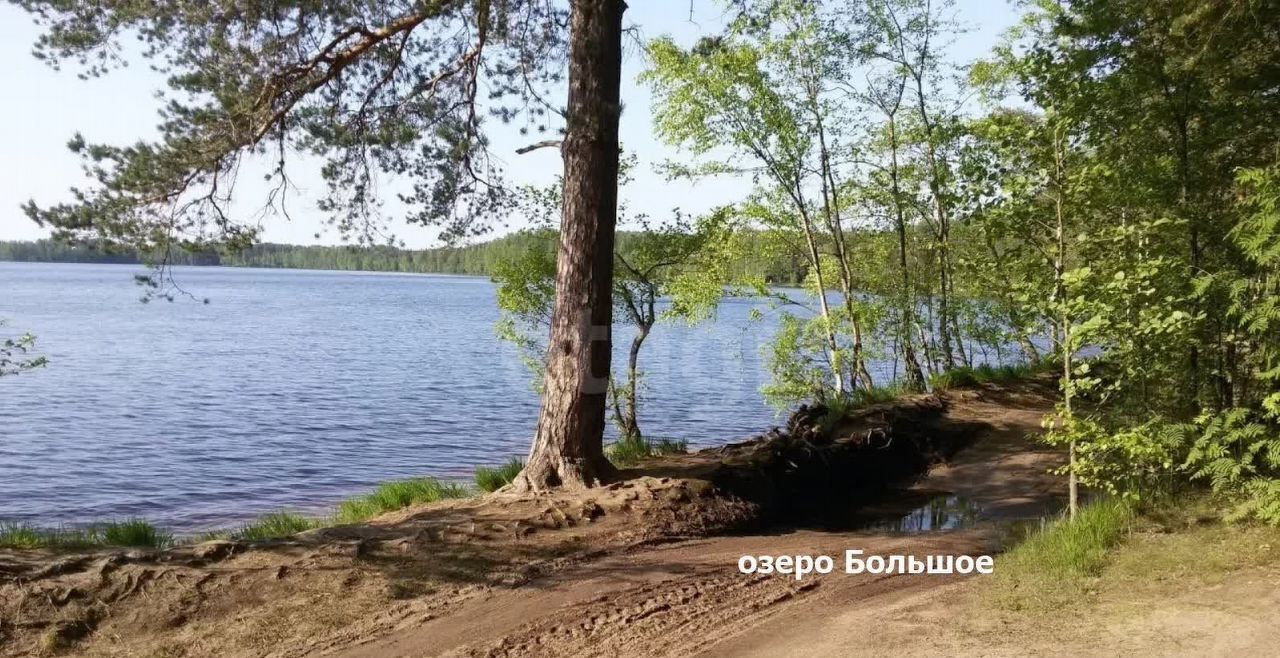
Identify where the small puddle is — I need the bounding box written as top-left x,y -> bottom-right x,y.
858,494 -> 985,534
800,490 -> 988,533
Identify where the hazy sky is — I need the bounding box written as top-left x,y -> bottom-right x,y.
0,1 -> 1020,249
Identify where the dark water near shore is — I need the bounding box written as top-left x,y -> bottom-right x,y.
2,262 -> 1021,532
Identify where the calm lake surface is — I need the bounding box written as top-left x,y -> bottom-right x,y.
2,262 -> 1023,532
2,262 -> 801,531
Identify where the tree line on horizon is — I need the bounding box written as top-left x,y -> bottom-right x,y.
0,232 -> 811,283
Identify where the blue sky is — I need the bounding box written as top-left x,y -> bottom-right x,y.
0,1 -> 1021,249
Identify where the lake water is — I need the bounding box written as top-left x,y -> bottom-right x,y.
2,262 -> 1026,533
2,262 -> 801,532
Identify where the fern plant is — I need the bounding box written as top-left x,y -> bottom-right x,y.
1183,163 -> 1280,525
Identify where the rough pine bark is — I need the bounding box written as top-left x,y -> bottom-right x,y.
513,0 -> 625,491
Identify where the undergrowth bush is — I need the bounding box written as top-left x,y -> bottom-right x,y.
1185,408 -> 1280,525
1041,417 -> 1186,502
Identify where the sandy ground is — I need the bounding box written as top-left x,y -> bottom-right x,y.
332,383 -> 1070,658
5,380 -> 1275,657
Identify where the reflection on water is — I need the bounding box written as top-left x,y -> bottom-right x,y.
859,494 -> 985,534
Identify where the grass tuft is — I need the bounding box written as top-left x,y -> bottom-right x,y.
817,385 -> 909,432
606,435 -> 689,467
929,361 -> 1044,392
607,434 -> 651,466
990,498 -> 1133,611
475,458 -> 524,492
232,512 -> 321,541
855,383 -> 907,405
651,437 -> 689,455
0,518 -> 172,550
335,477 -> 471,524
98,518 -> 173,548
0,521 -> 48,549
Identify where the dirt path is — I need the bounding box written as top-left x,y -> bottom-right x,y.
330,386 -> 1066,658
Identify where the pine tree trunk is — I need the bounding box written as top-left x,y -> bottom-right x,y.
513,0 -> 624,492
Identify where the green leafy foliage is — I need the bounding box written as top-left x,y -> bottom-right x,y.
7,0 -> 1280,527
644,0 -> 893,398
10,0 -> 579,265
1185,409 -> 1280,523
761,312 -> 834,408
491,171 -> 734,440
1175,163 -> 1280,524
1,319 -> 47,376
1041,417 -> 1185,502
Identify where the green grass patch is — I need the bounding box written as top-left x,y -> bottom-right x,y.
335,477 -> 471,524
98,518 -> 172,547
855,383 -> 908,405
983,493 -> 1280,623
990,499 -> 1134,611
607,433 -> 651,466
0,518 -> 172,550
0,521 -> 64,549
652,437 -> 689,455
4,471 -> 508,551
475,457 -> 524,492
1101,520 -> 1280,592
816,385 -> 909,433
929,361 -> 1044,392
817,396 -> 857,433
232,512 -> 322,541
607,435 -> 689,467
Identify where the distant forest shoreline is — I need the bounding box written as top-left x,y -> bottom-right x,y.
0,233 -> 808,284
0,238 -> 504,277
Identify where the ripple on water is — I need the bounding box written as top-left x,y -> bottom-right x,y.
1,262 -> 1024,532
